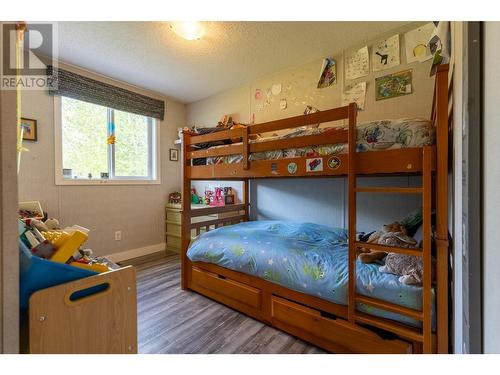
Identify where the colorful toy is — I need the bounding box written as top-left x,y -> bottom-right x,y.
69,260 -> 109,273
47,230 -> 89,264
191,188 -> 201,204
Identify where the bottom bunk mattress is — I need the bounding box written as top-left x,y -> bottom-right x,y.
187,220 -> 434,328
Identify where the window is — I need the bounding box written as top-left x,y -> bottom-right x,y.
56,96 -> 159,185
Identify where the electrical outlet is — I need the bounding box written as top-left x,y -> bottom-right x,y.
115,231 -> 122,241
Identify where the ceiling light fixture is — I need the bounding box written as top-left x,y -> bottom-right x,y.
170,21 -> 205,41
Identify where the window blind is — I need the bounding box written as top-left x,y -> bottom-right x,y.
47,66 -> 165,120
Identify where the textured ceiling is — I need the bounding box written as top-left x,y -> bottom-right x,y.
46,21 -> 412,103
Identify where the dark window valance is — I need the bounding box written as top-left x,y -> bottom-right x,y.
47,66 -> 165,120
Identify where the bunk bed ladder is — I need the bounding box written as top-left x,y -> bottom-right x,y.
347,102 -> 434,353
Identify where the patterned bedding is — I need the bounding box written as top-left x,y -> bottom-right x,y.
187,220 -> 434,328
203,118 -> 434,165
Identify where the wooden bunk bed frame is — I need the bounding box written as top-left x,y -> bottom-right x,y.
180,65 -> 450,354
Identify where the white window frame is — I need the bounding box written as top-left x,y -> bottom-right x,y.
54,96 -> 161,186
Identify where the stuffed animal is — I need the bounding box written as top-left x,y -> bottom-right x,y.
379,253 -> 424,285
357,222 -> 417,264
45,218 -> 61,230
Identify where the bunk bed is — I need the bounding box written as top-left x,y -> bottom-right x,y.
180,65 -> 450,354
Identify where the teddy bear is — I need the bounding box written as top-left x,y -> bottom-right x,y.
380,250 -> 437,286
357,222 -> 418,264
379,253 -> 424,285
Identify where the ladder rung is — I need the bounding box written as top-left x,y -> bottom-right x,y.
354,187 -> 423,194
354,241 -> 423,257
356,294 -> 423,321
355,312 -> 424,342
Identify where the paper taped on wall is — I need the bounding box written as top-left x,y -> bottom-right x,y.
375,69 -> 412,101
372,34 -> 400,72
342,81 -> 367,110
317,57 -> 337,88
404,22 -> 435,63
345,46 -> 369,80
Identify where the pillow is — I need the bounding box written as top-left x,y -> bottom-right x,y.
401,208 -> 423,236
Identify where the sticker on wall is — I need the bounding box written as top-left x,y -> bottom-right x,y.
271,83 -> 282,96
306,158 -> 323,172
327,156 -> 341,170
271,162 -> 278,175
280,99 -> 287,110
287,162 -> 297,174
254,89 -> 263,100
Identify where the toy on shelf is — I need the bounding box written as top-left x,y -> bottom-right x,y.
169,192 -> 181,204
205,186 -> 236,207
223,187 -> 235,205
191,188 -> 203,204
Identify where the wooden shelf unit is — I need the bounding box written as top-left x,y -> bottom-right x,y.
166,203 -> 243,253
179,65 -> 451,354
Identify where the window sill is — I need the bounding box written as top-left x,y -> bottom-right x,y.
55,178 -> 161,186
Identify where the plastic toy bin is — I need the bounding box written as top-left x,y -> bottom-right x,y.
19,239 -> 97,312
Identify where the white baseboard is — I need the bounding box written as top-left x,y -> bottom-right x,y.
105,242 -> 166,263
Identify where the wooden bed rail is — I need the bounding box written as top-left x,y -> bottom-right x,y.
187,105 -> 350,147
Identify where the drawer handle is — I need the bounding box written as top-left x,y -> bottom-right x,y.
217,274 -> 227,280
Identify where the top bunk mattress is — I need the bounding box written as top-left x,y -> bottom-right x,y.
198,118 -> 434,165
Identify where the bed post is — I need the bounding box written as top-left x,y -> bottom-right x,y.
181,130 -> 192,290
347,102 -> 358,324
434,64 -> 450,353
422,146 -> 433,353
243,179 -> 250,221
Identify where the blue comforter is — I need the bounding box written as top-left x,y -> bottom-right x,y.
187,220 -> 433,327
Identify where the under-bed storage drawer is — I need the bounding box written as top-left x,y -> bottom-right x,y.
271,296 -> 412,354
191,267 -> 262,312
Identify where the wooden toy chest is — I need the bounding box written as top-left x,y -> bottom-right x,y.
28,266 -> 138,354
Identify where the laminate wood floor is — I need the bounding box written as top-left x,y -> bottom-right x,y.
122,251 -> 325,354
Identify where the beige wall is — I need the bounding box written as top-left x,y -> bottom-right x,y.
18,63 -> 185,257
0,22 -> 20,353
186,23 -> 435,233
187,22 -> 434,127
